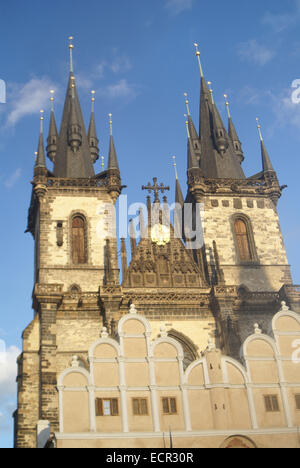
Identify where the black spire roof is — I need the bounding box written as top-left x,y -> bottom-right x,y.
53,73 -> 95,178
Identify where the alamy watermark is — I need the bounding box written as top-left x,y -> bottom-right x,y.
0,79 -> 6,104
95,196 -> 205,250
291,79 -> 300,104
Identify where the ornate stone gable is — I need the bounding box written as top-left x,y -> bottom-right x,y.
123,228 -> 206,289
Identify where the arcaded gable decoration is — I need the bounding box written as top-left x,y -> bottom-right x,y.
57,304 -> 300,439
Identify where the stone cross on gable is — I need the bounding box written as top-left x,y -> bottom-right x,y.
142,177 -> 170,203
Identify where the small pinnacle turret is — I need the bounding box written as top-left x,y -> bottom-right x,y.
35,111 -> 47,171
88,91 -> 99,164
256,118 -> 275,173
46,91 -> 58,163
107,114 -> 120,171
225,95 -> 244,164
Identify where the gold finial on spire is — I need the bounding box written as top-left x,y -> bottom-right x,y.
194,43 -> 204,78
184,93 -> 191,116
184,114 -> 191,139
224,94 -> 231,119
256,117 -> 263,141
207,81 -> 214,104
69,36 -> 74,73
40,110 -> 44,133
101,155 -> 105,171
91,90 -> 95,112
172,155 -> 179,180
50,90 -> 55,112
109,113 -> 113,136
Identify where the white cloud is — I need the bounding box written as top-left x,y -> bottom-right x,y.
7,77 -> 57,127
237,39 -> 276,66
0,345 -> 20,399
165,0 -> 194,15
99,79 -> 139,100
261,0 -> 300,33
4,168 -> 22,189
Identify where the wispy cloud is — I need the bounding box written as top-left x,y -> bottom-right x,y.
0,345 -> 19,399
237,39 -> 276,66
165,0 -> 194,15
4,168 -> 22,189
261,0 -> 300,33
98,79 -> 140,100
7,77 -> 57,127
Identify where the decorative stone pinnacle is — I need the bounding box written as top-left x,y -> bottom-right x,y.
71,355 -> 80,368
207,338 -> 216,351
159,325 -> 168,338
281,301 -> 290,312
254,323 -> 262,335
101,327 -> 108,338
129,304 -> 137,314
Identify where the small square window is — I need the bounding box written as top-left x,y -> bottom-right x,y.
264,395 -> 280,413
132,398 -> 148,416
96,398 -> 119,416
162,397 -> 177,415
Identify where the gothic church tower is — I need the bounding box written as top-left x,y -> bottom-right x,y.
15,41 -> 122,448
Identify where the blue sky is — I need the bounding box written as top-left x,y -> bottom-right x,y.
0,0 -> 300,448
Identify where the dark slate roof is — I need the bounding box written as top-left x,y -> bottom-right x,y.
198,77 -> 245,179
261,140 -> 275,173
36,131 -> 46,168
108,135 -> 120,171
53,73 -> 95,178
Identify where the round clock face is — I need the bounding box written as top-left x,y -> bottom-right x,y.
151,223 -> 170,246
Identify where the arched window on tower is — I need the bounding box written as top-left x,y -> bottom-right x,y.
233,217 -> 254,263
72,215 -> 87,264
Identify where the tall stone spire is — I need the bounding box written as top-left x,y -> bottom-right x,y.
224,95 -> 244,164
173,156 -> 184,206
184,93 -> 201,163
193,44 -> 245,179
46,90 -> 58,163
88,91 -> 99,164
107,114 -> 120,171
185,117 -> 199,171
35,110 -> 47,170
53,38 -> 95,178
256,118 -> 275,173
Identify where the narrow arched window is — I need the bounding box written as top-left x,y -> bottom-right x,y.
234,218 -> 251,262
72,216 -> 86,264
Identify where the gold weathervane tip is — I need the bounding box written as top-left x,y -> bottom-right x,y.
172,155 -> 178,180
194,42 -> 204,78
256,117 -> 263,141
184,93 -> 190,116
224,94 -> 231,119
69,36 -> 74,72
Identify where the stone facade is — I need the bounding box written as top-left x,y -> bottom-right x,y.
14,46 -> 300,449
55,304 -> 300,449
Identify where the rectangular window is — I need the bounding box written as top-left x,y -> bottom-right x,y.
264,395 -> 280,413
295,394 -> 300,410
95,398 -> 119,416
132,398 -> 148,416
162,397 -> 177,415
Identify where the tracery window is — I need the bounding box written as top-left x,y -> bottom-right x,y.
233,217 -> 253,262
72,215 -> 87,264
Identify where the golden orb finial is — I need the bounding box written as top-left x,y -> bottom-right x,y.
256,117 -> 264,141
69,36 -> 74,72
224,94 -> 231,119
194,42 -> 204,78
184,92 -> 191,116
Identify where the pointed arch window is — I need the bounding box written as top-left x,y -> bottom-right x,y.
72,215 -> 87,264
233,215 -> 257,264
